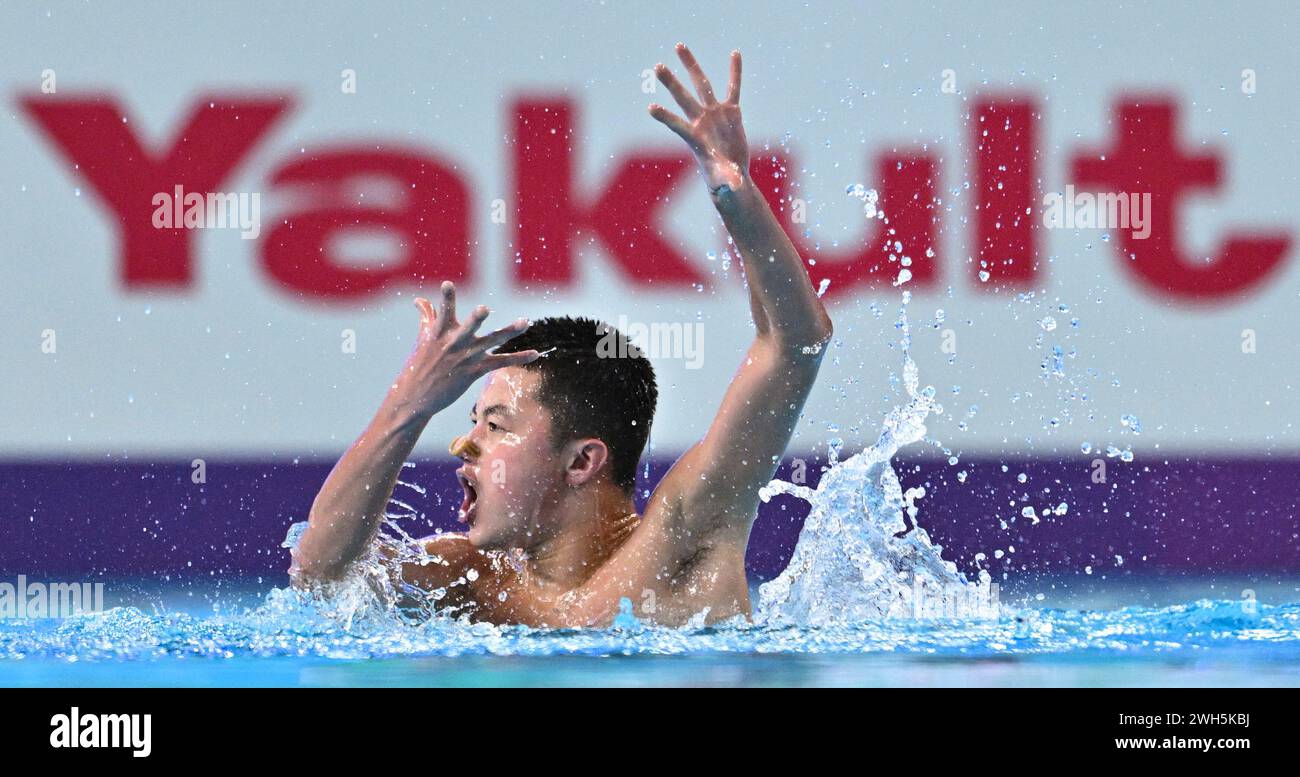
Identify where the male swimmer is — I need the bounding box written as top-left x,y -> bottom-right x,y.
293,44 -> 833,626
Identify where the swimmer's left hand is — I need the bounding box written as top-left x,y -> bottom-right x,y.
648,43 -> 748,193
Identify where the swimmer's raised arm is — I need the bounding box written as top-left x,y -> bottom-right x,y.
646,45 -> 832,540
292,283 -> 539,583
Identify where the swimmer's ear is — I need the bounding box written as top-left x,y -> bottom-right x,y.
563,438 -> 610,488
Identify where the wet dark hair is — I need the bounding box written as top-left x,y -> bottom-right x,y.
494,316 -> 657,494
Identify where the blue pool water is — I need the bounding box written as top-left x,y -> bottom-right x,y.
2,580 -> 1299,687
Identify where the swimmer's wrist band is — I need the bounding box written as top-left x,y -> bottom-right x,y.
708,172 -> 751,199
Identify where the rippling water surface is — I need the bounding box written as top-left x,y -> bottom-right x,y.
2,591 -> 1298,686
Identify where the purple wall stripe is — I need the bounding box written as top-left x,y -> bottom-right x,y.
1,454 -> 1297,581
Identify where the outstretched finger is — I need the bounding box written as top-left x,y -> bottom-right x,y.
726,49 -> 742,104
676,43 -> 717,105
648,103 -> 699,148
456,304 -> 492,342
437,281 -> 457,332
476,317 -> 531,350
413,296 -> 436,333
654,62 -> 701,119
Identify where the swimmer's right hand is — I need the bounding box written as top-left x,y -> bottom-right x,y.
388,281 -> 539,420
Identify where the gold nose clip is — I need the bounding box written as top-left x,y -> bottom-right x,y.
448,435 -> 480,459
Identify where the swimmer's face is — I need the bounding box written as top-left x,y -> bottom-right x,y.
455,368 -> 564,551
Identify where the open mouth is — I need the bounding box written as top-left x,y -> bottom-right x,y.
456,469 -> 479,526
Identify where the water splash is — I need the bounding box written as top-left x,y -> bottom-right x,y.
756,290 -> 993,625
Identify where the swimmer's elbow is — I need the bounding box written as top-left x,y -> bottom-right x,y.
766,314 -> 833,362
288,557 -> 334,588
288,540 -> 349,586
292,507 -> 368,584
811,311 -> 834,344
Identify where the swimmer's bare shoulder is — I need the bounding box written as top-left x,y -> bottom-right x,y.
396,534 -> 532,622
394,534 -> 495,617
